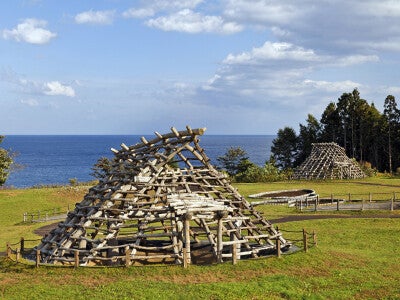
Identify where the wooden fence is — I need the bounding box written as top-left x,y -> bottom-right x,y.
22,205 -> 71,223
297,192 -> 398,212
4,229 -> 317,268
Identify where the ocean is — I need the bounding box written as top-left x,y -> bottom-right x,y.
1,135 -> 275,188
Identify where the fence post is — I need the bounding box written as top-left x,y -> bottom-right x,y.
361,198 -> 364,211
183,247 -> 188,268
276,238 -> 281,258
348,193 -> 351,202
369,192 -> 372,202
331,193 -> 333,205
337,199 -> 340,211
232,242 -> 238,265
6,242 -> 11,259
20,237 -> 25,253
312,230 -> 317,246
36,249 -> 40,268
391,196 -> 394,211
125,247 -> 131,268
314,196 -> 318,212
303,229 -> 308,252
74,250 -> 79,268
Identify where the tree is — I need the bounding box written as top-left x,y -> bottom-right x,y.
0,136 -> 14,186
217,147 -> 249,177
91,156 -> 114,180
296,114 -> 321,165
271,127 -> 298,170
383,95 -> 400,173
320,102 -> 341,143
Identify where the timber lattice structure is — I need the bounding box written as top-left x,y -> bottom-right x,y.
293,142 -> 366,180
33,126 -> 290,266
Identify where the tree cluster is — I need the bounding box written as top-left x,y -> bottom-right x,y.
271,89 -> 400,174
0,136 -> 14,186
217,147 -> 287,182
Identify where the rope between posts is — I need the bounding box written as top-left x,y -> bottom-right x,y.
278,229 -> 303,233
23,238 -> 42,242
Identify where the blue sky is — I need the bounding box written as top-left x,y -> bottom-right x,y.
1,0 -> 400,135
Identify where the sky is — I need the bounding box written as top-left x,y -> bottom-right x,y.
1,0 -> 400,135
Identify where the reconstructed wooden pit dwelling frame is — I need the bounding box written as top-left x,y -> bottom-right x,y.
34,127 -> 290,266
293,142 -> 366,180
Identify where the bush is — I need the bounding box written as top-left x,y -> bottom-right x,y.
359,161 -> 377,177
235,161 -> 287,183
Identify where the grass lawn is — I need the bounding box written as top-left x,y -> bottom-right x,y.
1,178 -> 400,299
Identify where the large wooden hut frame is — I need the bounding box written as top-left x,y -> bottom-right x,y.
35,127 -> 290,266
293,142 -> 366,180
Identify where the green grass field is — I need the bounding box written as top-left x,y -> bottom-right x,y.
1,178 -> 400,299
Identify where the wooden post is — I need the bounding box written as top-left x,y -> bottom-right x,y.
303,229 -> 308,253
6,242 -> 11,259
314,196 -> 318,212
232,243 -> 237,265
276,238 -> 281,258
184,213 -> 192,266
312,230 -> 317,246
20,237 -> 25,253
337,199 -> 340,211
391,196 -> 394,211
369,192 -> 372,202
348,193 -> 351,202
182,248 -> 188,268
361,198 -> 364,211
230,231 -> 238,265
74,250 -> 79,268
331,193 -> 333,205
36,249 -> 40,268
217,216 -> 223,263
125,248 -> 131,268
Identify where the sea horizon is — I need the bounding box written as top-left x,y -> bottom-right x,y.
2,135 -> 276,188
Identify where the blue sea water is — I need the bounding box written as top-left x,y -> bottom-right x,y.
1,135 -> 275,188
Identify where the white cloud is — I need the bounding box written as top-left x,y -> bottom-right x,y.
122,8 -> 155,19
223,0 -> 305,25
2,18 -> 56,45
123,0 -> 203,19
43,81 -> 75,97
20,98 -> 39,106
303,80 -> 361,93
75,10 -> 115,25
146,9 -> 242,34
223,42 -> 319,65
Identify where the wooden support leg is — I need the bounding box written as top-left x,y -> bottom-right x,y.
217,217 -> 223,263
184,216 -> 191,266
